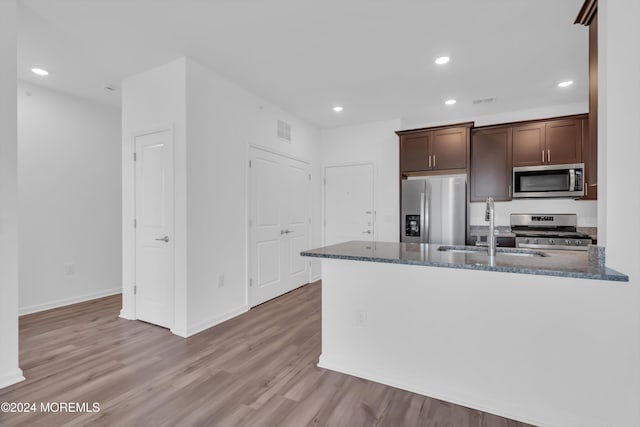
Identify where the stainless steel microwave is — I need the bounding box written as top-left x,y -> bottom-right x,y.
512,163 -> 584,198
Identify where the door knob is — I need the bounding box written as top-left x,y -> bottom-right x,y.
362,230 -> 372,234
281,229 -> 292,235
155,236 -> 170,243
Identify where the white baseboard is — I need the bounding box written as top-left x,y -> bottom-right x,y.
118,309 -> 135,320
310,274 -> 322,282
0,368 -> 25,389
19,288 -> 122,315
184,305 -> 249,337
170,326 -> 189,338
317,355 -> 546,427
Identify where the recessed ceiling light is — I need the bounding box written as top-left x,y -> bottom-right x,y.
445,99 -> 457,105
31,67 -> 49,76
435,56 -> 450,65
558,80 -> 574,87
333,106 -> 344,112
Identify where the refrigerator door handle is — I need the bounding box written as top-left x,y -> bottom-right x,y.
419,192 -> 426,243
424,187 -> 430,243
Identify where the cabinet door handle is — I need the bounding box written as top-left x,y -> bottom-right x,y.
508,185 -> 511,198
547,149 -> 551,163
433,155 -> 436,168
541,150 -> 545,163
585,182 -> 588,197
428,155 -> 431,168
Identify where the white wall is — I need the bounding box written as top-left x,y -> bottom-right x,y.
121,57 -> 188,334
320,118 -> 401,243
122,57 -> 321,337
17,82 -> 121,314
599,1 -> 640,423
0,0 -> 23,389
184,58 -> 320,334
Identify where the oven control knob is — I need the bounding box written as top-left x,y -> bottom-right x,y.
549,239 -> 554,244
533,239 -> 539,244
565,239 -> 571,245
575,240 -> 581,245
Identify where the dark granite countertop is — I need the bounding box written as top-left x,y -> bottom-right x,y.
301,241 -> 628,282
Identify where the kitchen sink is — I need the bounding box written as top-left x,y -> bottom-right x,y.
437,245 -> 547,257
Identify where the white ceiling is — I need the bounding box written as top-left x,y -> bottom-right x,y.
17,0 -> 588,129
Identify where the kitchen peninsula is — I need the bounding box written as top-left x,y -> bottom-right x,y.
301,241 -> 628,426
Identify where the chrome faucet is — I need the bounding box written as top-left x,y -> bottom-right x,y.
485,197 -> 496,257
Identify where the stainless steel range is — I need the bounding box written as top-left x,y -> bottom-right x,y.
510,214 -> 592,251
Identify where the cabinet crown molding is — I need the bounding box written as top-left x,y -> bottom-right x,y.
395,121 -> 474,136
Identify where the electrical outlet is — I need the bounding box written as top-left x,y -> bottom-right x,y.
65,263 -> 75,275
356,309 -> 368,327
217,274 -> 225,288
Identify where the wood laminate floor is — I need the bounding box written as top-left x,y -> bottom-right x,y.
0,282 -> 534,427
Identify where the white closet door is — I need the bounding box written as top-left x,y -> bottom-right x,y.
249,148 -> 310,307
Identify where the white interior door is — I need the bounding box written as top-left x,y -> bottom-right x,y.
281,160 -> 310,291
249,148 -> 310,307
324,163 -> 374,245
135,130 -> 174,328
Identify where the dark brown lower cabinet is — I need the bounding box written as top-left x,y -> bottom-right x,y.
470,127 -> 513,202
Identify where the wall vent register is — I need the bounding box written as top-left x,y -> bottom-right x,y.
277,119 -> 291,142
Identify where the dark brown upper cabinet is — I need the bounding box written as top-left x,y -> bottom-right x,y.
545,119 -> 583,164
512,123 -> 546,167
431,127 -> 468,170
470,126 -> 513,202
398,124 -> 471,173
400,132 -> 431,172
576,0 -> 598,200
512,118 -> 584,167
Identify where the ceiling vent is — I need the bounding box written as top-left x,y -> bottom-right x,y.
277,120 -> 292,142
472,96 -> 497,105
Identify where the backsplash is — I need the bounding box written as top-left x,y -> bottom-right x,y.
469,199 -> 597,227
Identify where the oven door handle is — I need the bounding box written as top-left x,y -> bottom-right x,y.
517,242 -> 589,251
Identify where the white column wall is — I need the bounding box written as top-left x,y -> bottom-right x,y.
0,0 -> 23,389
121,58 -> 188,335
599,1 -> 640,423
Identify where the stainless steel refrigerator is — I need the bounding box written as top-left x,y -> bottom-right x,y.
401,174 -> 466,244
